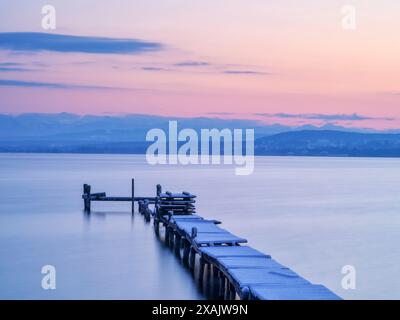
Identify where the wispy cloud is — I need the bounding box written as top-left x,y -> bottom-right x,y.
255,113 -> 395,121
0,32 -> 163,55
0,79 -> 127,90
0,67 -> 32,72
141,66 -> 172,72
173,61 -> 210,67
223,70 -> 268,75
0,62 -> 40,72
0,62 -> 23,67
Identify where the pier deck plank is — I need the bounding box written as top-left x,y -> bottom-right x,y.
218,256 -> 285,269
159,193 -> 196,199
226,268 -> 309,288
170,215 -> 203,223
175,221 -> 228,234
199,246 -> 269,259
194,232 -> 247,246
249,284 -> 341,300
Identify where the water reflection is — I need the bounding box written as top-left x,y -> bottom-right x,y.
81,208 -> 206,300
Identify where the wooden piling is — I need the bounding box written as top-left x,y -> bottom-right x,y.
138,200 -> 143,214
182,240 -> 190,267
83,184 -> 91,212
204,263 -> 214,297
174,234 -> 181,257
189,247 -> 196,272
169,230 -> 175,249
131,178 -> 135,214
210,265 -> 219,299
198,257 -> 205,289
223,278 -> 229,300
191,227 -> 197,239
240,287 -> 250,300
217,271 -> 225,300
229,283 -> 236,300
154,218 -> 160,236
165,226 -> 170,245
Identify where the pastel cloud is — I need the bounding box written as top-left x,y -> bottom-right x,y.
0,79 -> 127,90
223,70 -> 268,75
0,32 -> 163,55
173,61 -> 210,67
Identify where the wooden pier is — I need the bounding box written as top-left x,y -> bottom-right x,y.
82,179 -> 341,300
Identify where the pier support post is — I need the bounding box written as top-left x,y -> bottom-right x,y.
138,200 -> 142,214
224,279 -> 230,300
174,234 -> 181,257
217,271 -> 225,300
167,227 -> 174,249
144,200 -> 151,222
189,247 -> 196,272
240,287 -> 250,301
229,283 -> 236,300
210,265 -> 219,299
204,263 -> 213,297
165,225 -> 170,245
145,208 -> 151,222
154,219 -> 160,236
83,184 -> 91,212
198,257 -> 205,289
182,240 -> 190,267
166,227 -> 174,249
169,231 -> 175,249
131,178 -> 135,214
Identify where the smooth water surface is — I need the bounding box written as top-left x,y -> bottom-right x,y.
1,153 -> 399,299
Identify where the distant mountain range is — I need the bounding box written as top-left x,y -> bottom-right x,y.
0,113 -> 400,157
255,130 -> 400,157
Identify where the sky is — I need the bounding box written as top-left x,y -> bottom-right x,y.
0,0 -> 399,130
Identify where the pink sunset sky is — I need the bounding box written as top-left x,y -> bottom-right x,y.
0,0 -> 399,130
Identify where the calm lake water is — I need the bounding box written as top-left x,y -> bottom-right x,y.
0,153 -> 399,299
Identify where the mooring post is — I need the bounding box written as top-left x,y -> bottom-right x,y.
191,227 -> 197,239
83,184 -> 91,212
131,178 -> 135,214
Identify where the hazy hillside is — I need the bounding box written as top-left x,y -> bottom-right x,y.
255,130 -> 400,157
0,113 -> 400,157
0,113 -> 286,141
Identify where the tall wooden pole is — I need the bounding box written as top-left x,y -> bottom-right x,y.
83,184 -> 91,212
131,178 -> 135,214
